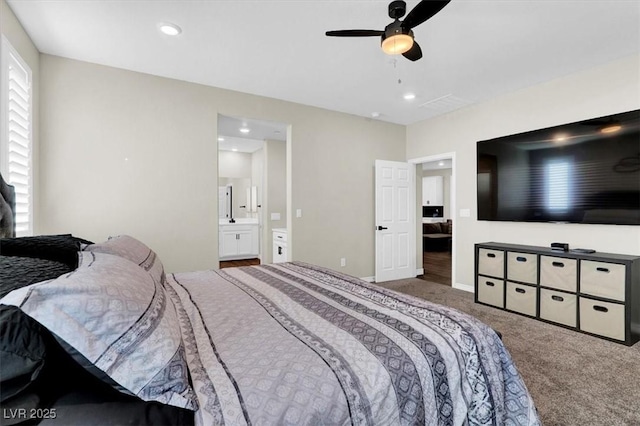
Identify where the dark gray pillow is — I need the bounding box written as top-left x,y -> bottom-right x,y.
0,256 -> 72,299
0,234 -> 92,268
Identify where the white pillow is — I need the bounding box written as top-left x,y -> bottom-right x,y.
86,235 -> 165,284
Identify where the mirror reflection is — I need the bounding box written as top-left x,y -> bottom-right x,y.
219,177 -> 256,221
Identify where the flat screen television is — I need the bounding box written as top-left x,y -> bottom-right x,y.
477,109 -> 640,225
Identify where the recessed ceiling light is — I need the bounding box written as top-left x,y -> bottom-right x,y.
403,93 -> 416,101
217,137 -> 224,142
232,148 -> 238,152
159,22 -> 182,36
371,112 -> 381,118
239,128 -> 251,134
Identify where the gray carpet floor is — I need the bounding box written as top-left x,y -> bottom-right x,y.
377,278 -> 640,426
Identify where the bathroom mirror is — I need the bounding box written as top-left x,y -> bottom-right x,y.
219,177 -> 252,220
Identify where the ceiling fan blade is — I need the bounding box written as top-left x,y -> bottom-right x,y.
402,41 -> 423,61
325,29 -> 384,37
402,0 -> 451,29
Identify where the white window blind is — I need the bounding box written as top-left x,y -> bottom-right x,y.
546,159 -> 571,212
1,37 -> 33,236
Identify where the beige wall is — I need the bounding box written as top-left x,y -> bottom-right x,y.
219,151 -> 252,178
263,139 -> 286,263
407,54 -> 640,289
39,54 -> 406,274
0,0 -> 39,231
250,145 -> 263,223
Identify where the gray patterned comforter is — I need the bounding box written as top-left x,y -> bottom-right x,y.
167,262 -> 540,426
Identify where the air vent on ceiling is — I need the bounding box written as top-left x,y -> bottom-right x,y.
418,94 -> 472,114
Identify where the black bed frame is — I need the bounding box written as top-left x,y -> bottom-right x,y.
0,171 -> 16,238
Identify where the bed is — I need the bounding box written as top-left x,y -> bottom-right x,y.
0,176 -> 540,426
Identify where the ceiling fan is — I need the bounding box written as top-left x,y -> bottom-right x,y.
325,0 -> 451,62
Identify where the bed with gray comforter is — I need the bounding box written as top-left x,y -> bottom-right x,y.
2,233 -> 540,425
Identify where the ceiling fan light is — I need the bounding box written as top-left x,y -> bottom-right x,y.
381,33 -> 413,55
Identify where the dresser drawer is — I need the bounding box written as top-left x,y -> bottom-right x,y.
540,256 -> 577,292
478,249 -> 504,278
539,288 -> 576,327
273,230 -> 288,242
506,282 -> 537,317
507,252 -> 537,284
579,297 -> 625,341
580,261 -> 626,302
477,276 -> 504,308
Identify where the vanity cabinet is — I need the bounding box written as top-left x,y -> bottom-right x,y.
219,224 -> 259,260
475,242 -> 640,345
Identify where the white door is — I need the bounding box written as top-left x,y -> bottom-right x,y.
375,160 -> 416,282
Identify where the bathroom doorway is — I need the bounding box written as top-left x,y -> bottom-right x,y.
217,114 -> 289,267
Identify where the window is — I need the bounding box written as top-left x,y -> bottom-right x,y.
1,36 -> 32,236
546,159 -> 571,212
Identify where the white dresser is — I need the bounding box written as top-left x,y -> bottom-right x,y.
272,228 -> 288,263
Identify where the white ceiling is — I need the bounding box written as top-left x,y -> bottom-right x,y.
7,0 -> 640,125
217,114 -> 287,152
423,159 -> 452,170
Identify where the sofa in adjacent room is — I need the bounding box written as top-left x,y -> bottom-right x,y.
422,220 -> 452,252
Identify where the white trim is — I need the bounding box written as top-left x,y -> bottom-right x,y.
408,151 -> 457,289
0,36 -> 9,176
364,268 -> 423,284
453,282 -> 474,293
1,35 -> 33,236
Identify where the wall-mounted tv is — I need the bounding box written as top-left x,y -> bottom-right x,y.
477,109 -> 640,225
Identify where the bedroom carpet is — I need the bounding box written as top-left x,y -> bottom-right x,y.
377,278 -> 640,426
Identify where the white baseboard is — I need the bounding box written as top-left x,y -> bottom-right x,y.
361,269 -> 424,283
453,282 -> 474,293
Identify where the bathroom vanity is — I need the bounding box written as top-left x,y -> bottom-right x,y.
219,218 -> 259,260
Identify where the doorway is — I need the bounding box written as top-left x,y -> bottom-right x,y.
217,114 -> 289,267
410,153 -> 455,287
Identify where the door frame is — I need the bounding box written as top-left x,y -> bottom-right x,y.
408,152 -> 458,290
216,114 -> 292,267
